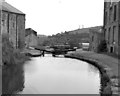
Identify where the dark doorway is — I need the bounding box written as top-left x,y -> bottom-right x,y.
110,46 -> 114,53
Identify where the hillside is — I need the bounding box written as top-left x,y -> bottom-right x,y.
68,26 -> 102,34
42,26 -> 102,48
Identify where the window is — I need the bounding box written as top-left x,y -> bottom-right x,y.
2,19 -> 5,26
92,36 -> 94,42
104,2 -> 107,9
118,25 -> 120,45
113,26 -> 116,43
104,29 -> 106,39
105,12 -> 108,25
108,27 -> 111,43
13,22 -> 15,28
109,7 -> 112,23
114,5 -> 117,21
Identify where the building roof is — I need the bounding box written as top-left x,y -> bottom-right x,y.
0,1 -> 25,14
25,28 -> 37,37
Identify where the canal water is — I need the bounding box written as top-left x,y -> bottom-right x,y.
20,54 -> 101,94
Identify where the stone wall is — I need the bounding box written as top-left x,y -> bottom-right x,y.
17,15 -> 25,49
0,8 -> 2,66
104,1 -> 120,55
25,34 -> 38,47
9,13 -> 17,48
89,29 -> 104,52
1,11 -> 8,34
1,11 -> 25,49
0,28 -> 1,65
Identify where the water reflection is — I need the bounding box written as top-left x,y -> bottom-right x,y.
2,54 -> 101,95
2,64 -> 24,95
21,54 -> 101,94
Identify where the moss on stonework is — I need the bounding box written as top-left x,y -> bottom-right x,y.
2,34 -> 30,94
2,34 -> 29,66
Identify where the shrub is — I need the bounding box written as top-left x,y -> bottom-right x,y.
2,34 -> 15,65
2,34 -> 27,94
97,40 -> 108,53
2,34 -> 28,66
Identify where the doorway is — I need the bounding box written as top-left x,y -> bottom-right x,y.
110,46 -> 114,53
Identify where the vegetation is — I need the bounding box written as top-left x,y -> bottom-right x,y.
42,31 -> 89,48
2,34 -> 29,66
97,40 -> 108,53
2,34 -> 29,94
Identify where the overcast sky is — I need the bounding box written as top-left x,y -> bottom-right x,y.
6,0 -> 104,35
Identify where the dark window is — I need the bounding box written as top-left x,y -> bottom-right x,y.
118,25 -> 120,45
114,5 -> 117,21
92,36 -> 94,42
113,26 -> 116,43
105,12 -> 107,25
108,27 -> 111,43
104,2 -> 107,9
104,29 -> 106,39
109,7 -> 112,23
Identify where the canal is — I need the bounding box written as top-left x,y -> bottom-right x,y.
20,54 -> 101,94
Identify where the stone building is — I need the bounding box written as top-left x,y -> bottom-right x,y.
103,1 -> 120,55
25,28 -> 38,47
0,1 -> 25,49
0,1 -> 2,66
89,27 -> 104,52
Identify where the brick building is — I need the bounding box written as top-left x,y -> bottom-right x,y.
25,28 -> 38,47
103,1 -> 120,55
0,1 -> 25,49
89,26 -> 104,52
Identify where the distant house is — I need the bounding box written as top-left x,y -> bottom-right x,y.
25,28 -> 38,47
0,1 -> 25,49
89,27 -> 104,52
103,1 -> 120,55
81,43 -> 89,51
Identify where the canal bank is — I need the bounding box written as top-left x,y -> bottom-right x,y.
65,50 -> 119,95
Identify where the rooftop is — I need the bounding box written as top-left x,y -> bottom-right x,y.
0,1 -> 25,14
25,28 -> 37,37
